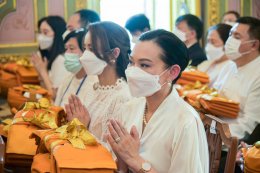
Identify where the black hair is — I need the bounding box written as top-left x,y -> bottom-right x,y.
223,11 -> 240,20
208,24 -> 232,43
38,16 -> 66,70
237,17 -> 260,51
139,29 -> 189,84
64,28 -> 87,52
75,9 -> 100,28
175,14 -> 203,40
88,21 -> 131,80
125,14 -> 150,33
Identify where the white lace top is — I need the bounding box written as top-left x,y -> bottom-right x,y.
84,78 -> 132,141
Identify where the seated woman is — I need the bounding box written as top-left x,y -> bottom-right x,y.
198,23 -> 234,86
106,29 -> 209,173
65,21 -> 132,142
54,28 -> 97,107
31,16 -> 70,100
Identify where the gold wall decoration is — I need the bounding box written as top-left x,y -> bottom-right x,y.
75,0 -> 87,10
208,0 -> 219,27
0,54 -> 30,64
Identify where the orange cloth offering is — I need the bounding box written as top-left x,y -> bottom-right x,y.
7,84 -> 51,110
53,143 -> 117,173
177,69 -> 210,85
31,119 -> 116,173
5,99 -> 66,156
0,61 -> 39,97
31,153 -> 52,173
176,81 -> 239,118
6,124 -> 39,155
242,141 -> 260,173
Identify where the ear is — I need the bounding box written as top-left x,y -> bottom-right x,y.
112,47 -> 120,59
252,40 -> 260,51
168,64 -> 181,82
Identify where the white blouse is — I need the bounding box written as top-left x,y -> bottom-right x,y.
213,56 -> 260,139
198,60 -> 234,87
84,78 -> 132,142
54,73 -> 97,107
118,88 -> 209,173
49,55 -> 71,89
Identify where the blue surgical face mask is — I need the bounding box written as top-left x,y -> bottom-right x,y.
64,53 -> 82,73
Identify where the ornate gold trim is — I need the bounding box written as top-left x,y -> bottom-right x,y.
75,0 -> 86,11
0,43 -> 38,49
169,0 -> 173,31
195,0 -> 201,17
208,0 -> 219,27
0,0 -> 7,8
64,0 -> 68,21
33,0 -> 38,32
0,0 -> 38,49
0,54 -> 31,64
45,0 -> 48,16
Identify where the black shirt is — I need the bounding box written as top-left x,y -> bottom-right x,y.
188,42 -> 207,67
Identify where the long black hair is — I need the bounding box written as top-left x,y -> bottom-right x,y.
38,16 -> 66,70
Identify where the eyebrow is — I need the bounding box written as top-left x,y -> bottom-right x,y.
129,55 -> 153,62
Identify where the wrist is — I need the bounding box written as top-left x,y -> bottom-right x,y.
127,156 -> 145,172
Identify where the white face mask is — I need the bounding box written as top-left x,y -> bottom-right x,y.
225,36 -> 254,60
79,50 -> 107,75
224,21 -> 236,26
173,28 -> 187,42
125,66 -> 168,97
62,30 -> 71,39
205,43 -> 224,61
131,36 -> 139,44
37,34 -> 54,50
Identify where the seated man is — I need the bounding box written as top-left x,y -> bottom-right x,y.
63,9 -> 100,38
125,14 -> 150,44
175,14 -> 207,66
222,10 -> 240,26
214,16 -> 260,140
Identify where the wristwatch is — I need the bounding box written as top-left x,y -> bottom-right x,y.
138,161 -> 151,173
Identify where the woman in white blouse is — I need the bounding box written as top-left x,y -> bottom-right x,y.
31,16 -> 70,100
106,29 -> 209,173
54,28 -> 97,107
65,21 -> 132,142
198,23 -> 234,86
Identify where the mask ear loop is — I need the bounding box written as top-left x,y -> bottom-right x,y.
240,40 -> 257,55
158,67 -> 171,87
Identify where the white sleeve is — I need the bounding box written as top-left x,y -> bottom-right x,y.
168,118 -> 209,173
229,79 -> 260,139
49,55 -> 71,89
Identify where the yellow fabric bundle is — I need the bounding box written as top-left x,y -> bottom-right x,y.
177,69 -> 210,85
31,119 -> 116,173
243,142 -> 260,173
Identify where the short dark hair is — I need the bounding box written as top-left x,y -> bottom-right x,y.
208,24 -> 232,43
139,29 -> 189,84
125,14 -> 150,33
75,9 -> 100,28
88,22 -> 131,80
64,28 -> 87,52
175,14 -> 203,40
38,16 -> 66,70
223,11 -> 240,20
237,17 -> 260,51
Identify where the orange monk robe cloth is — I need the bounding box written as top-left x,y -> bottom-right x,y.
31,143 -> 117,173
